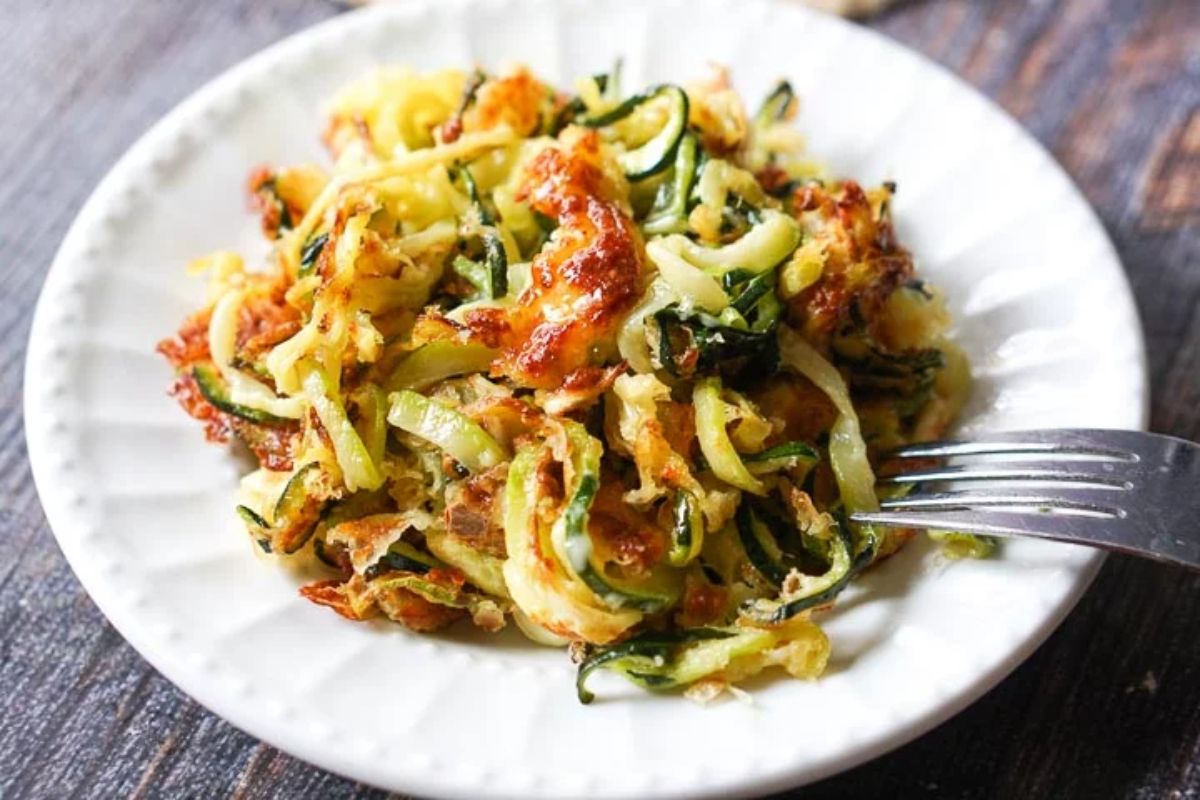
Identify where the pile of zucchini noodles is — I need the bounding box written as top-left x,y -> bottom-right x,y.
158,64 -> 973,702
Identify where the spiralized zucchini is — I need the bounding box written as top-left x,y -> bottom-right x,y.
157,62 -> 973,703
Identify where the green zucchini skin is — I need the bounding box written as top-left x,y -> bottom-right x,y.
576,628 -> 736,703
425,527 -> 509,599
459,165 -> 493,224
456,166 -> 508,298
444,68 -> 487,136
271,462 -> 326,553
580,85 -> 690,181
452,254 -> 492,298
735,502 -> 793,586
236,505 -> 270,529
743,441 -> 819,463
192,363 -> 289,425
572,564 -> 682,614
367,552 -> 431,577
742,441 -> 820,475
643,133 -> 699,235
254,176 -> 293,235
578,90 -> 654,127
833,338 -> 944,418
653,305 -> 778,379
383,341 -> 497,393
719,268 -> 756,291
755,80 -> 796,128
753,80 -> 807,199
741,522 -> 878,624
743,545 -> 871,624
298,231 -> 328,276
311,489 -> 392,569
667,490 -> 704,567
723,267 -> 784,333
371,572 -> 469,609
483,232 -> 508,298
548,65 -> 620,135
386,390 -> 508,473
728,269 -> 775,315
233,463 -> 325,555
312,536 -> 341,568
554,423 -> 682,613
733,493 -> 881,624
236,505 -> 273,552
364,541 -> 439,579
670,209 -> 800,278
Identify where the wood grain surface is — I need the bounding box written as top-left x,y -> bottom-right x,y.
1,1 -> 1197,797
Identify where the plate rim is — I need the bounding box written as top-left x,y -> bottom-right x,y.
24,0 -> 1150,797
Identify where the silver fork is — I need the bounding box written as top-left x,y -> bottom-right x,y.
850,429 -> 1200,570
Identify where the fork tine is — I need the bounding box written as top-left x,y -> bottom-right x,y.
879,487 -> 1126,517
851,509 -> 1103,539
887,430 -> 1139,461
887,440 -> 1138,461
878,464 -> 1134,488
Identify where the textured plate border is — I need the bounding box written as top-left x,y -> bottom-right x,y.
25,1 -> 1148,797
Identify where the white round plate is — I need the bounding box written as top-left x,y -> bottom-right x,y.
25,0 -> 1147,797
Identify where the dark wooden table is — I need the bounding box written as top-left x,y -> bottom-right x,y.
2,0 -> 1197,797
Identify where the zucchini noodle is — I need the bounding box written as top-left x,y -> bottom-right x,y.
646,240 -> 729,313
616,279 -> 678,374
693,377 -> 766,495
778,326 -> 879,514
286,128 -> 517,272
207,290 -> 305,419
301,363 -> 383,492
666,210 -> 801,276
157,63 -> 970,703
